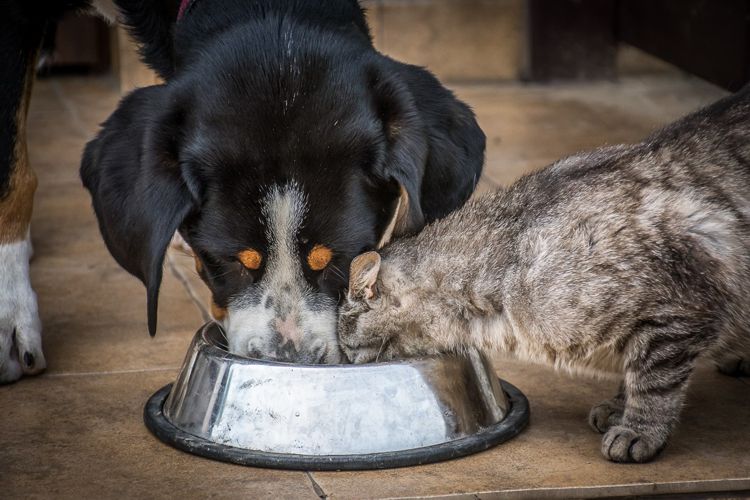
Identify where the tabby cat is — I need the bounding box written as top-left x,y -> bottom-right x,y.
337,87 -> 750,463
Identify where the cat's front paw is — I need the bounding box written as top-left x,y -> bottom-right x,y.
588,401 -> 624,433
601,425 -> 666,463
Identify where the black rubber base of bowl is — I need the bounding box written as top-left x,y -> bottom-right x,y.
143,380 -> 529,471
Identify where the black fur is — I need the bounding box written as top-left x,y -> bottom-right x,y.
1,0 -> 87,199
81,86 -> 194,335
79,0 -> 485,335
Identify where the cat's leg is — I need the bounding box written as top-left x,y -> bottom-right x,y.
601,318 -> 705,463
588,382 -> 626,433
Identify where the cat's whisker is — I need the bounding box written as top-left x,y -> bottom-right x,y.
328,263 -> 346,282
375,336 -> 389,363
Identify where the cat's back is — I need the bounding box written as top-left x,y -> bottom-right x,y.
511,85 -> 750,244
503,87 -> 750,359
514,85 -> 750,219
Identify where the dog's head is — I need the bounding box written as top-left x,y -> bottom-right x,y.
81,27 -> 441,363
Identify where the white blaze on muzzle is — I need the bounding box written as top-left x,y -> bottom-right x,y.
224,182 -> 340,363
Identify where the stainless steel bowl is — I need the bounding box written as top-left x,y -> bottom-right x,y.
144,323 -> 528,470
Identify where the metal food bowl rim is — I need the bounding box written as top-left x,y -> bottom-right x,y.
144,379 -> 529,471
196,321 -> 478,369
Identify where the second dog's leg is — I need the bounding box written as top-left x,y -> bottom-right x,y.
0,9 -> 46,383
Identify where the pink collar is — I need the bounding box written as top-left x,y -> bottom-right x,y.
177,0 -> 194,21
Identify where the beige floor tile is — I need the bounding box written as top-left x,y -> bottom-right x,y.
166,248 -> 213,322
311,360 -> 750,499
0,371 -> 319,499
452,77 -> 729,186
29,262 -> 202,375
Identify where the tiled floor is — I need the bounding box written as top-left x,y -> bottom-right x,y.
2,74 -> 748,499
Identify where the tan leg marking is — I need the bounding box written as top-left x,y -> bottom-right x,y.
0,57 -> 37,244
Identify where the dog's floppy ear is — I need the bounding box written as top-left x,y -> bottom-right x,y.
368,62 -> 427,247
369,57 -> 486,248
392,60 -> 485,222
81,85 -> 194,336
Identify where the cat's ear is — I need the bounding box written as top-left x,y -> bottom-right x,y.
348,251 -> 381,301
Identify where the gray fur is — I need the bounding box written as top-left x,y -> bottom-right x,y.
338,87 -> 750,463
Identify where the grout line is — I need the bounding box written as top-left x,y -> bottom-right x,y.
381,478 -> 750,500
166,250 -> 212,323
306,472 -> 328,499
45,366 -> 180,378
49,80 -> 89,138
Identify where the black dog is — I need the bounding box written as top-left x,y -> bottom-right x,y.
2,0 -> 484,375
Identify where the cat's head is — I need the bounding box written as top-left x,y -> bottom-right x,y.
337,251 -> 438,363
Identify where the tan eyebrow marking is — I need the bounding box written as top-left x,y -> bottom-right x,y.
238,248 -> 262,270
307,244 -> 333,271
194,255 -> 203,274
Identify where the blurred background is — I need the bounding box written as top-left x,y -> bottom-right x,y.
44,0 -> 748,93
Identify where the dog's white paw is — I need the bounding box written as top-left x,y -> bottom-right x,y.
0,236 -> 46,383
